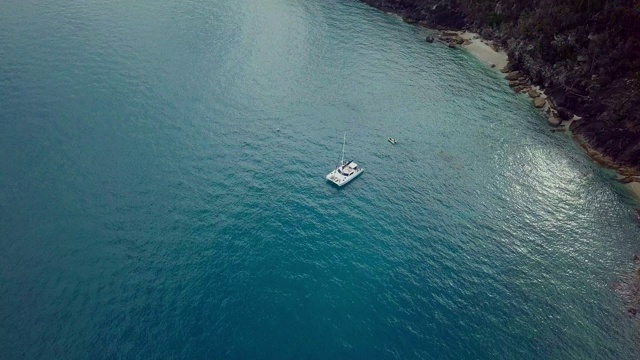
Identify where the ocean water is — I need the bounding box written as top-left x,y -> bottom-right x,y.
2,0 -> 640,358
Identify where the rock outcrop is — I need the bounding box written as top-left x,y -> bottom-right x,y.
548,115 -> 562,127
534,97 -> 546,108
505,71 -> 520,81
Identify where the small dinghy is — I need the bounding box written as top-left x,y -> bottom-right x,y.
388,137 -> 397,145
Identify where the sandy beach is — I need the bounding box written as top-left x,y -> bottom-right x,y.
452,32 -> 640,202
459,32 -> 508,70
627,182 -> 640,200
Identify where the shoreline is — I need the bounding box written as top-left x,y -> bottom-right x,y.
434,29 -> 640,202
627,183 -> 640,201
574,133 -> 640,201
363,0 -> 640,318
458,32 -> 508,71
431,30 -> 509,71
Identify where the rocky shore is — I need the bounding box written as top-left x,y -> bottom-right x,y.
435,31 -> 563,120
614,253 -> 640,320
360,0 -> 640,197
360,0 -> 640,316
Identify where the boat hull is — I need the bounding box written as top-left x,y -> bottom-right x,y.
326,168 -> 364,187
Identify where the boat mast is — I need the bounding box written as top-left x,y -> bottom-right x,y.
341,132 -> 346,165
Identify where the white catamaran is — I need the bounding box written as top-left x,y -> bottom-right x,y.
326,132 -> 364,187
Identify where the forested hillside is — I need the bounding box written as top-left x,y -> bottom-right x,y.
361,0 -> 640,171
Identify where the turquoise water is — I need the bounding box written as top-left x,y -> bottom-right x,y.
2,0 -> 640,358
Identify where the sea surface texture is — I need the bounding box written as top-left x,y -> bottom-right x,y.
2,0 -> 640,359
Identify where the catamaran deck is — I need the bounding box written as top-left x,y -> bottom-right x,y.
326,161 -> 363,187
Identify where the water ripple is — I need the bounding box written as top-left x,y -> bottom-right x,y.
2,0 -> 640,359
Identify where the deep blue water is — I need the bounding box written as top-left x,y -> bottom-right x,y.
2,0 -> 640,358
